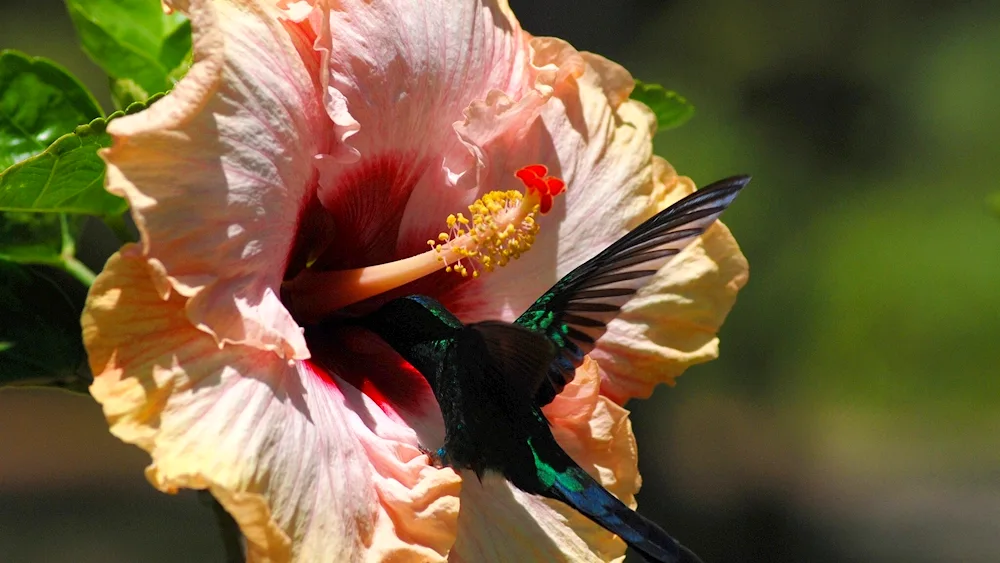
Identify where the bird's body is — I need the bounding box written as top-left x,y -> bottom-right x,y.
359,175 -> 749,562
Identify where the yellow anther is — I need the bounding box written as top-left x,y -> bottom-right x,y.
429,187 -> 545,280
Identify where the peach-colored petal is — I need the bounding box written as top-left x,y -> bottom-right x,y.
83,249 -> 461,562
448,358 -> 639,562
103,0 -> 330,359
591,158 -> 750,402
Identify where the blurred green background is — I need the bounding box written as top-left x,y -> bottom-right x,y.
2,0 -> 999,561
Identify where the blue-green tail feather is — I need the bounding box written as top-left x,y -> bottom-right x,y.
513,434 -> 702,563
546,466 -> 703,563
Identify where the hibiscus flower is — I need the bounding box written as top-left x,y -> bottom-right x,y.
81,0 -> 748,561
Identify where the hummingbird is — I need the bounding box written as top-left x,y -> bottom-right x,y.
356,175 -> 749,563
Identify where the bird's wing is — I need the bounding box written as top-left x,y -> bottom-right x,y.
515,175 -> 749,405
463,321 -> 557,399
439,323 -> 557,476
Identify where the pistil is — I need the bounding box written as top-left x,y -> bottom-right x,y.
283,165 -> 565,324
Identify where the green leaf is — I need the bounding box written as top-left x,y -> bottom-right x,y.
0,50 -> 104,170
0,259 -> 89,392
0,213 -> 94,387
0,212 -> 95,286
65,0 -> 191,96
109,77 -> 150,111
631,80 -> 695,133
0,115 -> 125,216
0,92 -> 162,219
0,212 -> 76,263
0,96 -> 158,284
161,18 -> 193,74
166,35 -> 194,84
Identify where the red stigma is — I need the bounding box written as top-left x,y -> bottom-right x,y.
515,164 -> 565,214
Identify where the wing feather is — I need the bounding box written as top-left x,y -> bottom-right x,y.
516,175 -> 750,405
467,321 -> 557,398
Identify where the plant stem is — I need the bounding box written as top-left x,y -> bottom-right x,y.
60,255 -> 96,287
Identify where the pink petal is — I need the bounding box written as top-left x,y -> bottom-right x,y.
449,43 -> 658,322
446,44 -> 748,402
83,249 -> 461,561
449,359 -> 640,561
103,0 -> 330,359
290,0 -> 588,270
308,0 -> 532,181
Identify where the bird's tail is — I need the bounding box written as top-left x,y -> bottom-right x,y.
540,461 -> 703,563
